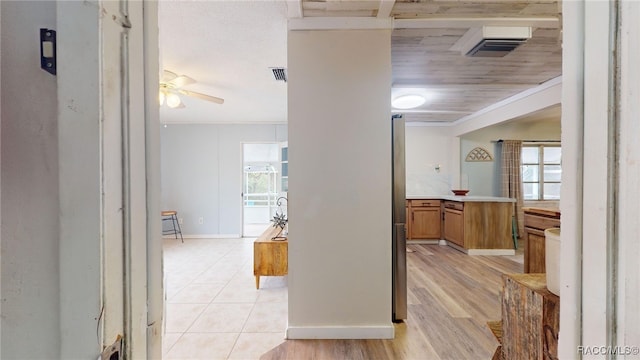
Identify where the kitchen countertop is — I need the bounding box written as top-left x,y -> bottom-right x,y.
406,195 -> 516,203
523,207 -> 561,217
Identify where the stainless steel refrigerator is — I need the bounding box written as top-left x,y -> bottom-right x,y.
392,114 -> 407,321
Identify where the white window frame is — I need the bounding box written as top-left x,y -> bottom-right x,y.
522,144 -> 561,200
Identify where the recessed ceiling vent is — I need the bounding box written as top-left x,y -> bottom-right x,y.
270,67 -> 287,82
451,26 -> 532,58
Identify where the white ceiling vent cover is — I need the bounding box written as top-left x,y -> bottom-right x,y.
451,26 -> 532,58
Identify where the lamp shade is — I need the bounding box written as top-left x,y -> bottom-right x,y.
166,93 -> 182,108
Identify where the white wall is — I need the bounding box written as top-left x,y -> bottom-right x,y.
161,124 -> 286,236
0,2 -> 61,357
403,118 -> 560,199
405,125 -> 458,196
460,119 -> 561,196
287,29 -> 393,339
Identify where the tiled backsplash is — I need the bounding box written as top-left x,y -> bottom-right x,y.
406,172 -> 452,196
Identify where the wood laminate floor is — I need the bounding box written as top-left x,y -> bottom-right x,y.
261,244 -> 523,360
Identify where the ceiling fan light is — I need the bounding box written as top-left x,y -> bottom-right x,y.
159,91 -> 165,106
392,94 -> 426,109
166,93 -> 182,108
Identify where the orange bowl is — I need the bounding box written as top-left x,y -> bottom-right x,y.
452,189 -> 470,196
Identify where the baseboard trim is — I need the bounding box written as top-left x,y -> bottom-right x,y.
438,241 -> 515,256
467,248 -> 516,256
162,234 -> 241,239
286,324 -> 395,340
407,240 -> 439,245
443,241 -> 467,253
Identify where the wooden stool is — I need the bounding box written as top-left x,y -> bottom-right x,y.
162,210 -> 183,242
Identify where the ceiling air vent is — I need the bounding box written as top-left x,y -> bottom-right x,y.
451,26 -> 532,58
466,39 -> 528,57
270,67 -> 287,82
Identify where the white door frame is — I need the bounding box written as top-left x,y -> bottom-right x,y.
241,141 -> 280,237
57,1 -> 160,358
561,1 -> 640,358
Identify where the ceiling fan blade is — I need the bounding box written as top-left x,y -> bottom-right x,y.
161,70 -> 178,83
170,75 -> 196,89
178,89 -> 224,104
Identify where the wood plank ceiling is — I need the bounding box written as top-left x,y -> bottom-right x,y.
298,0 -> 563,123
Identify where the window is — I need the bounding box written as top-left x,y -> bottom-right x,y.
281,145 -> 288,192
522,145 -> 561,200
243,164 -> 279,207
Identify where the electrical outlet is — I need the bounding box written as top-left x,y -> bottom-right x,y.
198,217 -> 204,224
178,218 -> 183,225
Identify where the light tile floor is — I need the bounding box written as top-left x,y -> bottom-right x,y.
163,237 -> 288,360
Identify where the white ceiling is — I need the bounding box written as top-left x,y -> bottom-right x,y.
159,1 -> 288,124
158,0 -> 562,125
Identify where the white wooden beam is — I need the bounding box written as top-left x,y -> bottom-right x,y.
451,76 -> 562,136
394,16 -> 560,29
377,0 -> 395,18
287,0 -> 303,18
325,0 -> 379,12
398,109 -> 472,114
288,16 -> 393,30
392,83 -> 531,91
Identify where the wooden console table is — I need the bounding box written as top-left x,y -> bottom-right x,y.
253,226 -> 288,289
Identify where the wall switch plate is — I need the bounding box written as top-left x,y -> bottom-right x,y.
178,218 -> 184,225
198,217 -> 204,224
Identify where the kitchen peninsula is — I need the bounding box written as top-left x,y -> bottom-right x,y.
406,195 -> 516,255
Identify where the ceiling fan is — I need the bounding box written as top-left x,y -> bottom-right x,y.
159,70 -> 224,108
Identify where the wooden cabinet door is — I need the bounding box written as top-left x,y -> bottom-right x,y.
525,230 -> 546,273
444,208 -> 464,247
406,203 -> 411,239
411,207 -> 441,239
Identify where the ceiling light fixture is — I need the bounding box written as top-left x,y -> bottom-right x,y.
392,94 -> 426,109
166,93 -> 182,108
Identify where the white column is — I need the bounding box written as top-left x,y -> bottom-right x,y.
287,29 -> 394,339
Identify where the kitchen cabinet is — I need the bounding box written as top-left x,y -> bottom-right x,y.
443,202 -> 464,247
405,201 -> 411,238
443,200 -> 513,251
523,208 -> 561,273
406,196 -> 515,252
408,199 -> 441,240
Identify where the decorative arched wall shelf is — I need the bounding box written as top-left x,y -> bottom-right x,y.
465,147 -> 493,162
